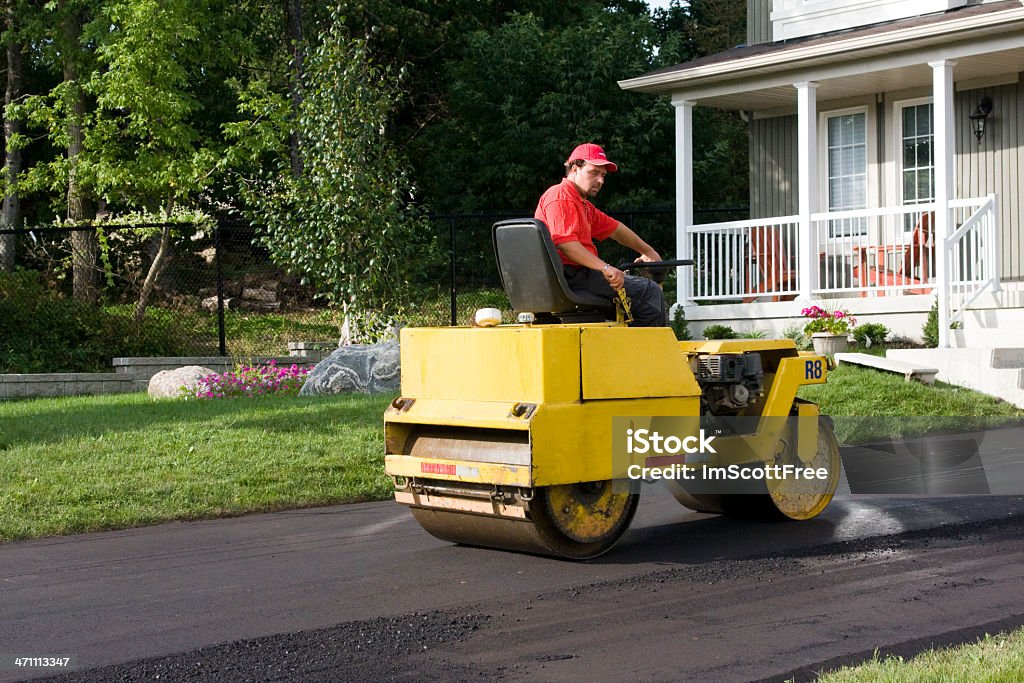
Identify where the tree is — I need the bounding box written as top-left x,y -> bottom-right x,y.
241,12 -> 428,333
411,9 -> 681,213
1,0 -> 25,271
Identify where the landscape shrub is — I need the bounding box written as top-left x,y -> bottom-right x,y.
853,322 -> 889,348
0,270 -> 202,373
702,324 -> 737,340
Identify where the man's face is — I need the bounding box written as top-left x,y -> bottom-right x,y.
569,162 -> 609,199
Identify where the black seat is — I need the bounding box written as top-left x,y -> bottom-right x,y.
492,218 -> 615,323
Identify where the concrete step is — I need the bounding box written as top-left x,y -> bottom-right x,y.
834,353 -> 938,384
887,348 -> 1024,408
992,348 -> 1024,369
952,327 -> 1024,349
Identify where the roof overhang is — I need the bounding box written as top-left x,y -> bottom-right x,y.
619,4 -> 1024,111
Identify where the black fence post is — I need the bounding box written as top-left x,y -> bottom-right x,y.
449,216 -> 457,326
215,221 -> 227,356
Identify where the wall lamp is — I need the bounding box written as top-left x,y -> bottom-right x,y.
969,96 -> 993,143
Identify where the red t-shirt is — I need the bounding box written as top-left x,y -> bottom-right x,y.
535,178 -> 620,266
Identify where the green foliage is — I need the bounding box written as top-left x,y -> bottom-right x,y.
853,322 -> 890,348
243,13 -> 429,324
737,328 -> 769,339
702,324 -> 736,340
923,300 -> 939,347
13,0 -> 255,213
782,323 -> 812,351
670,307 -> 692,341
413,7 -> 747,214
0,270 -> 202,372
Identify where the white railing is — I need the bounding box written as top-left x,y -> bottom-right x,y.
688,215 -> 800,301
685,196 -> 998,307
947,194 -> 1000,326
810,204 -> 938,296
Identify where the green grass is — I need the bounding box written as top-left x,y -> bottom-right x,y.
809,627 -> 1024,682
799,362 -> 1023,442
0,392 -> 396,542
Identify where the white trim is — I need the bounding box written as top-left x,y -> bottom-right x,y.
624,8 -> 1024,97
797,82 -> 819,298
674,101 -> 695,305
930,59 -> 956,347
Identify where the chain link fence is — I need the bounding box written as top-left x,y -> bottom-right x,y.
0,207 -> 745,373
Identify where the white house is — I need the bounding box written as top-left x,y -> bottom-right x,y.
620,0 -> 1024,406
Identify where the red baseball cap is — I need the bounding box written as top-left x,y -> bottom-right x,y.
566,143 -> 618,172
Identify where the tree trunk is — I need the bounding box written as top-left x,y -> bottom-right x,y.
134,225 -> 171,323
286,0 -> 304,178
0,1 -> 23,271
63,8 -> 96,302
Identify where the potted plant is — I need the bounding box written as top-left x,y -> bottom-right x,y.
801,305 -> 856,356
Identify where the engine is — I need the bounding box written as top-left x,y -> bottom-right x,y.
695,352 -> 764,414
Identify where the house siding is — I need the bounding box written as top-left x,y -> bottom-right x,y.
956,80 -> 1022,281
747,0 -> 773,46
749,115 -> 798,219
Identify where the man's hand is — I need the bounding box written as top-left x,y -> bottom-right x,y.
634,249 -> 663,264
601,264 -> 625,290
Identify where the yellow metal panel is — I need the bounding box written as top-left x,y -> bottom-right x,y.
580,327 -> 701,399
400,326 -> 581,403
385,454 -> 532,487
529,397 -> 699,485
385,398 -> 532,432
678,339 -> 797,354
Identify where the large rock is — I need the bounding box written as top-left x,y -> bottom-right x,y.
299,340 -> 400,396
149,365 -> 216,399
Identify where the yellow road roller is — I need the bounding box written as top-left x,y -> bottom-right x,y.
384,219 -> 841,559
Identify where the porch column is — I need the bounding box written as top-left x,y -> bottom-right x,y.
795,81 -> 818,299
930,60 -> 955,348
673,99 -> 695,306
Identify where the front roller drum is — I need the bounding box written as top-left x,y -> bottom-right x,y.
665,417 -> 841,520
410,480 -> 639,560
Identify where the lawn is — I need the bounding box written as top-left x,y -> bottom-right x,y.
0,392 -> 396,542
808,627 -> 1024,683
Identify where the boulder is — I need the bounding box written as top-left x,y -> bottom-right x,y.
299,340 -> 400,396
149,365 -> 216,399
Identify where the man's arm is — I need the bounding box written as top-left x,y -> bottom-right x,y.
557,241 -> 625,290
608,223 -> 662,263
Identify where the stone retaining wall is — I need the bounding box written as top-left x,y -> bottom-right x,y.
0,344 -> 336,400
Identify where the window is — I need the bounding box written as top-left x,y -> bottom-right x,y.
826,112 -> 867,237
900,102 -> 933,228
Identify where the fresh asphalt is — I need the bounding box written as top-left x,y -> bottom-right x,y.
2,427 -> 1023,682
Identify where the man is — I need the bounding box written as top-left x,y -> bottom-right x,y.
534,143 -> 666,326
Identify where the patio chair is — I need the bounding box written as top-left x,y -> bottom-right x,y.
851,211 -> 934,295
743,226 -> 797,303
